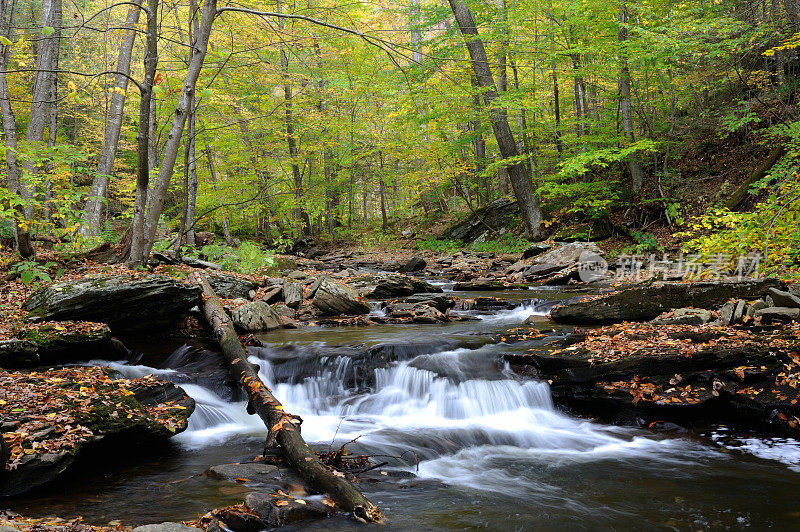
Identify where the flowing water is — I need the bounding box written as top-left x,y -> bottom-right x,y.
7,287 -> 800,529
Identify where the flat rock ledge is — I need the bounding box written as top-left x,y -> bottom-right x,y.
0,366 -> 194,496
507,321 -> 800,434
25,274 -> 201,333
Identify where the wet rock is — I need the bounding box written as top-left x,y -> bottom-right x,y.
282,282 -> 303,309
15,321 -> 119,365
207,272 -> 259,300
398,294 -> 456,312
205,463 -> 281,482
453,280 -> 509,291
132,523 -> 200,532
768,288 -> 800,309
521,243 -> 552,259
651,308 -> 714,326
231,301 -> 282,332
25,274 -> 201,333
245,492 -> 330,526
755,307 -> 800,323
312,277 -> 371,316
0,340 -> 39,369
382,260 -> 402,272
399,256 -> 427,273
349,274 -> 441,299
550,279 -> 784,325
385,302 -> 447,323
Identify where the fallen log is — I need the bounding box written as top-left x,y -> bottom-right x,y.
191,273 -> 384,524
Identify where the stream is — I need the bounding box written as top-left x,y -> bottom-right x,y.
7,286 -> 800,529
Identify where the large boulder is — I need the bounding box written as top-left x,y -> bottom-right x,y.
0,366 -> 194,496
399,256 -> 427,273
25,274 -> 201,333
550,279 -> 785,325
534,242 -> 603,268
312,277 -> 371,316
445,197 -> 518,243
349,274 -> 442,299
231,301 -> 282,332
206,272 -> 259,300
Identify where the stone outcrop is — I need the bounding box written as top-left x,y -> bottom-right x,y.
312,277 -> 371,316
25,274 -> 201,333
550,279 -> 785,325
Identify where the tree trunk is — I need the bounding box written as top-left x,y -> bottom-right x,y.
129,0 -> 160,264
84,0 -> 142,235
191,273 -> 384,523
447,0 -> 545,240
204,146 -> 233,245
618,3 -> 645,192
0,0 -> 34,257
23,0 -> 61,218
139,0 -> 216,262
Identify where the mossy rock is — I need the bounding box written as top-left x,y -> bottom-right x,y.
551,222 -> 610,242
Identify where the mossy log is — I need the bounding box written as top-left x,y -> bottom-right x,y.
191,273 -> 385,524
724,145 -> 786,210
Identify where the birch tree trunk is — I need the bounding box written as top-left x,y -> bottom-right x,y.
447,0 -> 545,240
84,0 -> 142,235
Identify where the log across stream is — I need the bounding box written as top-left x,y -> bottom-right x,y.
6,286 -> 800,529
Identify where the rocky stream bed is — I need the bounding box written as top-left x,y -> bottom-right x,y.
3,243 -> 800,529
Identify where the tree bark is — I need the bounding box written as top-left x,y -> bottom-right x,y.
204,146 -> 233,245
191,273 -> 384,523
447,0 -> 545,240
84,0 -> 143,235
0,0 -> 34,257
139,0 -> 216,262
618,3 -> 645,192
129,0 -> 160,264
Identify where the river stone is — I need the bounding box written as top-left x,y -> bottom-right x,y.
719,300 -> 736,325
231,301 -> 282,332
398,294 -> 456,312
386,302 -> 447,323
399,256 -> 427,273
534,242 -> 603,268
453,280 -> 508,291
206,272 -> 259,300
550,279 -> 785,325
205,463 -> 280,482
747,299 -> 768,317
283,282 -> 303,309
521,263 -> 565,279
245,492 -> 330,526
312,277 -> 370,316
132,523 -> 200,532
755,307 -> 800,323
24,274 -> 201,332
0,340 -> 39,369
767,288 -> 800,309
349,273 -> 442,299
651,308 -> 714,326
733,299 -> 747,324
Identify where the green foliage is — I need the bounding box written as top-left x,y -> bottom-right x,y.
611,230 -> 664,258
415,237 -> 461,254
11,261 -> 63,289
198,242 -> 274,274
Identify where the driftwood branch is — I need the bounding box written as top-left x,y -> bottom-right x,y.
191,273 -> 385,524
